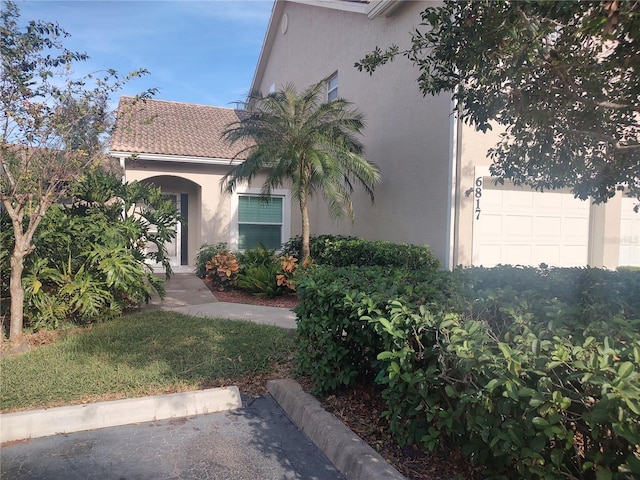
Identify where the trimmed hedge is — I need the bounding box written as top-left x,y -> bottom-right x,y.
282,234 -> 440,270
294,264 -> 640,480
294,265 -> 449,392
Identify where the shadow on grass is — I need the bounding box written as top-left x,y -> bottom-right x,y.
1,311 -> 295,411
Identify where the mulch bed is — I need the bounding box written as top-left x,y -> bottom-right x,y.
203,279 -> 300,309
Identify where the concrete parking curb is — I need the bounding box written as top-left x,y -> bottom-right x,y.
268,378 -> 406,480
0,386 -> 242,444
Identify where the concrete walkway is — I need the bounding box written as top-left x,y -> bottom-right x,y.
1,272 -> 405,480
149,271 -> 297,329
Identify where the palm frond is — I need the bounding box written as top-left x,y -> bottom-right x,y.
221,82 -> 381,259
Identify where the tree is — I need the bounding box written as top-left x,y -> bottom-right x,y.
356,0 -> 640,205
221,83 -> 381,262
0,1 -> 155,342
0,170 -> 179,331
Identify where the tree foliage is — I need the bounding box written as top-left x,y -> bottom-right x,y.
0,0 -> 156,341
1,170 -> 179,331
356,0 -> 640,204
221,83 -> 381,261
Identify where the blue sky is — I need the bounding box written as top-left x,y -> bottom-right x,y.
17,0 -> 274,107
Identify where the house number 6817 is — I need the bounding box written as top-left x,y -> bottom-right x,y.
474,176 -> 483,220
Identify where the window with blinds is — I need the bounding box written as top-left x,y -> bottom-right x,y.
237,195 -> 283,250
327,73 -> 338,101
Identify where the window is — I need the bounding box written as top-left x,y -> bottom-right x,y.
232,188 -> 290,251
327,73 -> 338,101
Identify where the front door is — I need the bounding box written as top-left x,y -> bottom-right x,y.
165,194 -> 181,267
146,193 -> 182,268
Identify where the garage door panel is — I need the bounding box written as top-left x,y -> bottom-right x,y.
562,217 -> 589,237
532,246 -> 560,266
504,245 -> 532,265
505,215 -> 532,236
484,190 -> 504,208
474,182 -> 590,267
511,192 -> 534,208
474,244 -> 503,266
533,216 -> 562,239
479,214 -> 503,237
535,193 -> 563,210
561,246 -> 589,266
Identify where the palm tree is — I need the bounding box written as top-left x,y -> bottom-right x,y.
221,82 -> 381,262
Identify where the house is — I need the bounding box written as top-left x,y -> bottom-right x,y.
110,97 -> 291,268
110,0 -> 639,269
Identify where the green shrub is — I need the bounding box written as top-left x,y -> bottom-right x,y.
236,243 -> 279,271
195,243 -> 229,278
366,267 -> 640,480
237,263 -> 285,298
236,246 -> 299,298
295,262 -> 640,478
282,235 -> 440,270
294,264 -> 448,393
2,171 -> 176,331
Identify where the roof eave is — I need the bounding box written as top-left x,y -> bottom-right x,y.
367,0 -> 404,19
110,151 -> 244,166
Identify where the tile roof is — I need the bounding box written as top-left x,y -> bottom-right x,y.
110,96 -> 251,160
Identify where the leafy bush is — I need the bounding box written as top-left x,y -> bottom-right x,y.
195,243 -> 228,278
282,234 -> 353,260
282,234 -> 440,270
370,267 -> 640,479
236,245 -> 299,298
294,263 -> 640,479
205,251 -> 240,291
294,264 -> 448,393
276,254 -> 299,291
237,263 -> 284,298
2,171 -> 177,331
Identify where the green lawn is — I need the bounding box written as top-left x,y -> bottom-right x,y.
1,311 -> 295,412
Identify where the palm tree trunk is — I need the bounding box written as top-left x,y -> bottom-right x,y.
300,193 -> 311,262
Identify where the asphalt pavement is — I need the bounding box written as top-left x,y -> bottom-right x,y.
0,272 -> 405,480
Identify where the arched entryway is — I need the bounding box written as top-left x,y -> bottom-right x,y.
140,175 -> 202,267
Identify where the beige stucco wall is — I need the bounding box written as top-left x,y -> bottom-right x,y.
454,123 -> 502,265
124,160 -> 233,266
123,159 -> 296,265
254,1 -> 454,264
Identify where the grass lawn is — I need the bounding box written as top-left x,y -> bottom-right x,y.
0,311 -> 296,413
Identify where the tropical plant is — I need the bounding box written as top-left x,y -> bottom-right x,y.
237,263 -> 284,298
237,243 -> 278,271
221,82 -> 381,262
205,251 -> 240,291
1,170 -> 179,331
0,1 -> 155,341
195,243 -> 229,278
276,254 -> 299,291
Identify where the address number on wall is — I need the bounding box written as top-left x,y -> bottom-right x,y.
474,176 -> 483,220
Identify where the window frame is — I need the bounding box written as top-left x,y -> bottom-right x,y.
230,186 -> 291,252
327,73 -> 338,102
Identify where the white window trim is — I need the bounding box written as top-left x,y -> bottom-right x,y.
230,186 -> 291,252
327,73 -> 338,101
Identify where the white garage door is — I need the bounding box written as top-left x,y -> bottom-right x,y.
619,197 -> 640,267
472,182 -> 591,267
